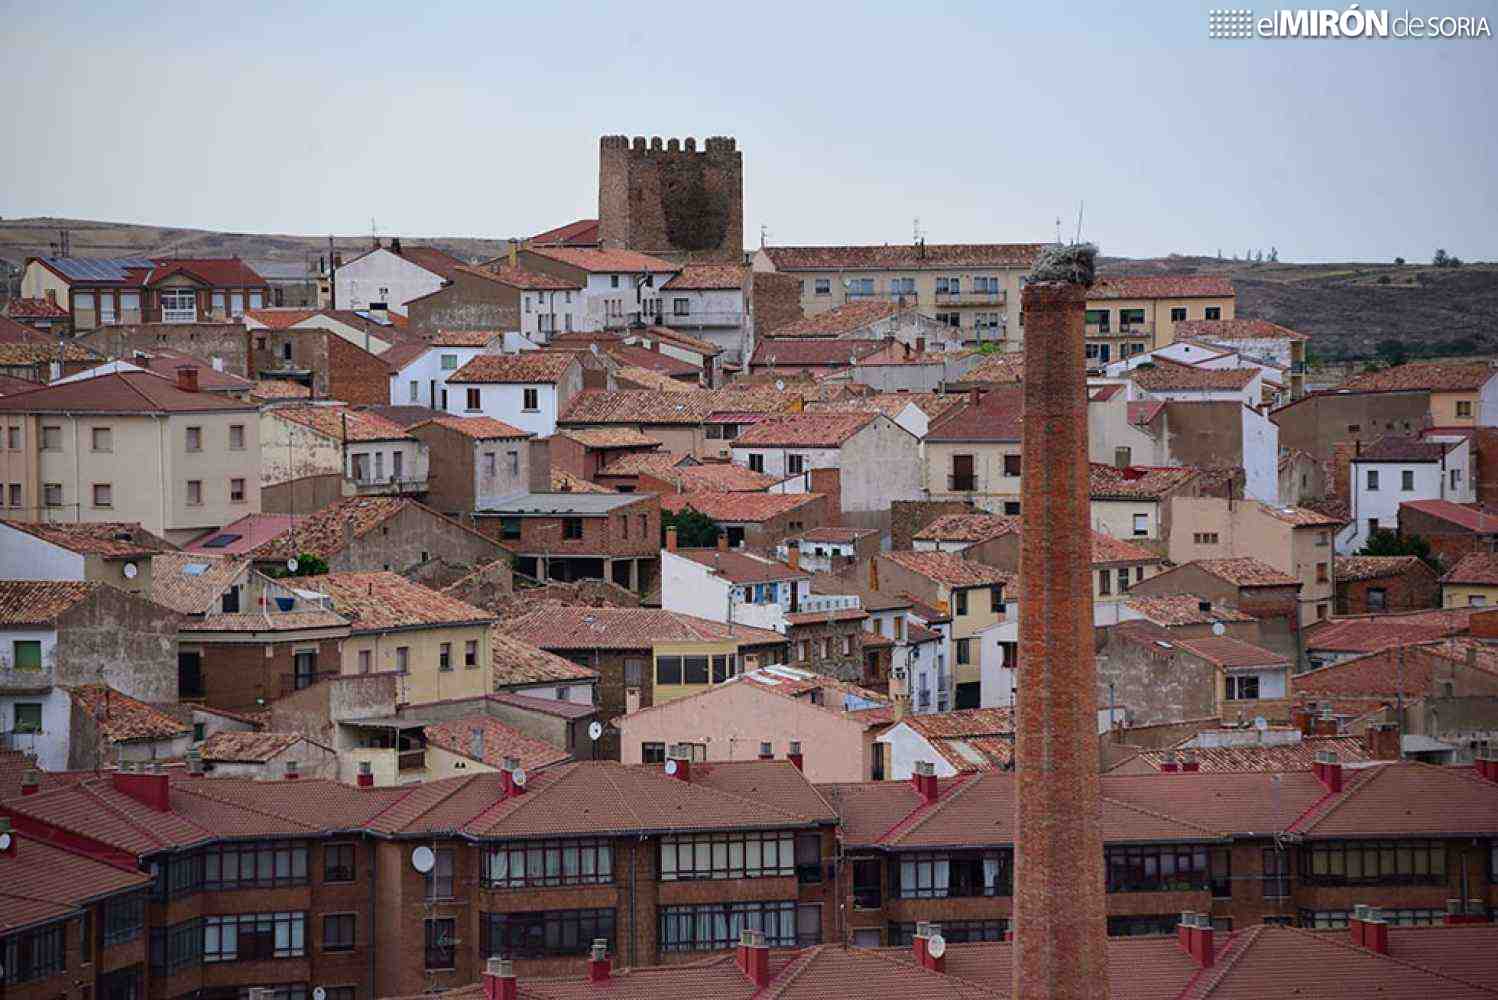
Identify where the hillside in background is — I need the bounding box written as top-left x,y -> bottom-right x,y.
2,218 -> 1493,362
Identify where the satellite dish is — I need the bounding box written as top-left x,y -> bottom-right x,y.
123,562 -> 139,580
664,758 -> 679,776
313,989 -> 327,1000
926,934 -> 947,959
1211,622 -> 1227,636
775,379 -> 786,391
512,768 -> 528,787
0,832 -> 12,851
1254,715 -> 1269,731
410,846 -> 436,874
588,720 -> 604,741
590,343 -> 599,355
286,557 -> 299,573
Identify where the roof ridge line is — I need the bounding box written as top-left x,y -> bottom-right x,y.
876,771 -> 978,845
660,759 -> 825,826
82,779 -> 199,850
1275,923 -> 1498,996
169,778 -> 329,832
1175,924 -> 1260,999
1283,767 -> 1367,835
1101,794 -> 1223,838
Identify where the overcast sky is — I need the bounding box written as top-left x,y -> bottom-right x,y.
3,0 -> 1494,261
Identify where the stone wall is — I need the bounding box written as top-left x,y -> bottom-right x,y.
597,135 -> 743,263
79,323 -> 251,376
890,499 -> 974,550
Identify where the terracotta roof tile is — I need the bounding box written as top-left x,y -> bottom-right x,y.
246,497 -> 494,563
1192,557 -> 1301,587
0,519 -> 164,559
1399,499 -> 1498,533
250,378 -> 312,402
1336,360 -> 1495,393
1117,734 -> 1375,774
461,263 -> 580,290
1130,361 -> 1258,391
913,513 -> 1019,543
292,571 -> 494,631
671,547 -> 811,583
1124,594 -> 1254,626
882,551 -> 1012,588
1087,274 -> 1235,300
785,608 -> 867,625
733,411 -> 876,447
1301,610 -> 1473,653
613,365 -> 690,391
184,513 -> 303,556
549,469 -> 614,493
489,625 -> 600,686
0,579 -> 100,626
660,491 -> 824,524
603,343 -> 701,378
391,246 -> 468,282
523,246 -> 678,273
422,715 -> 570,773
761,300 -> 904,338
1354,433 -> 1454,462
0,834 -> 150,933
761,243 -> 1046,272
143,257 -> 267,287
1259,502 -> 1347,527
1335,554 -> 1429,581
806,391 -> 966,422
526,218 -> 599,246
0,371 -> 254,414
3,296 -> 69,319
1089,463 -> 1202,499
659,264 -> 745,290
181,610 -> 348,633
793,526 -> 878,543
1126,398 -> 1166,425
959,351 -> 1027,384
429,328 -> 501,346
448,352 -> 578,384
652,462 -> 780,492
411,414 -> 530,439
1174,317 -> 1308,342
150,552 -> 249,614
924,387 -> 1023,442
559,427 -> 662,449
67,685 -> 190,741
197,731 -> 306,763
1169,635 -> 1290,668
637,325 -> 724,356
1091,532 -> 1165,565
1295,638 -> 1498,697
598,451 -> 691,477
270,404 -> 413,442
499,604 -> 784,650
560,389 -> 719,424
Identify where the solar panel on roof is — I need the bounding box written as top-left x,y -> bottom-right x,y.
45,257 -> 154,282
202,534 -> 242,548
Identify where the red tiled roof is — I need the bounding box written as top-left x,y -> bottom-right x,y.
250,378 -> 312,402
246,496 -> 494,562
0,579 -> 100,626
0,833 -> 151,933
270,404 -> 412,442
560,426 -> 663,449
1130,361 -> 1258,391
181,610 -> 348,633
1087,274 -> 1235,300
499,604 -> 785,650
461,263 -> 580,290
732,411 -> 876,447
411,414 -> 530,439
1115,734 -> 1376,774
761,300 -> 904,338
1402,498 -> 1498,534
604,343 -> 701,378
550,469 -> 614,493
659,263 -> 745,290
1089,463 -> 1202,499
1353,433 -> 1454,462
959,351 -> 1026,384
637,325 -> 724,357
1126,398 -> 1167,426
1336,360 -> 1495,393
1259,503 -> 1346,527
68,685 -> 190,741
523,246 -> 678,273
527,218 -> 599,247
924,387 -> 1023,442
652,463 -> 781,492
0,519 -> 164,559
94,349 -> 252,391
1091,532 -> 1166,565
1302,610 -> 1474,653
422,715 -> 570,772
1191,557 -> 1301,587
807,391 -> 966,422
899,707 -> 1016,773
1442,551 -> 1498,586
1169,635 -> 1290,668
599,451 -> 691,477
613,365 -> 689,391
143,258 -> 267,287
1335,554 -> 1430,582
794,526 -> 878,543
292,571 -> 494,631
3,296 -> 69,319
0,315 -> 100,365
489,626 -> 600,685
1175,317 -> 1308,341
883,551 -> 1012,588
184,513 -> 302,556
150,552 -> 249,614
913,513 -> 1019,543
749,336 -> 886,366
198,731 -> 307,763
0,371 -> 255,414
1125,594 -> 1254,626
761,243 -> 1046,271
393,246 -> 468,282
429,328 -> 499,347
672,547 -> 811,582
448,352 -> 578,384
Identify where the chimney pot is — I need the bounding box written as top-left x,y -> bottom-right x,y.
587,939 -> 611,982
484,956 -> 518,1000
666,744 -> 692,781
357,760 -> 374,787
717,532 -> 729,552
20,768 -> 40,794
176,365 -> 199,393
786,540 -> 800,572
737,928 -> 770,986
111,765 -> 171,811
1160,750 -> 1180,773
666,525 -> 678,553
1314,750 -> 1343,793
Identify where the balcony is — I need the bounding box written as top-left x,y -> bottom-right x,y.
161,307 -> 199,324
1085,321 -> 1154,339
351,475 -> 428,496
934,290 -> 1006,307
844,289 -> 919,306
398,749 -> 427,771
662,310 -> 744,329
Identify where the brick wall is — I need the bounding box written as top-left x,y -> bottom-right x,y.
328,334 -> 394,405
79,323 -> 252,376
332,504 -> 508,574
597,135 -> 743,263
1335,565 -> 1440,615
1399,503 -> 1498,571
889,499 -> 974,551
410,423 -> 479,515
190,636 -> 344,712
474,496 -> 661,559
738,496 -> 831,556
749,271 -> 804,340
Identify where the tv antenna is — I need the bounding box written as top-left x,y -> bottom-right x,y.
912,217 -> 924,244
760,224 -> 770,248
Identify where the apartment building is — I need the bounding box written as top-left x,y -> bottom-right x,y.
261,404 -> 429,495
1346,434 -> 1474,553
20,256 -> 270,331
0,370 -> 261,546
407,416 -> 532,515
752,242 -> 1045,351
922,388 -> 1024,515
514,247 -> 679,331
1082,274 -> 1237,363
656,264 -> 749,363
470,492 -> 659,593
444,353 -> 583,439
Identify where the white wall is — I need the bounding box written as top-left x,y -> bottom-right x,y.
659,550 -> 793,633
1347,458 -> 1449,552
390,346 -> 489,408
511,680 -> 595,705
0,688 -> 71,771
0,525 -> 86,581
335,249 -> 447,315
520,289 -> 583,342
876,723 -> 958,780
1242,404 -> 1281,504
446,382 -> 561,437
731,445 -> 841,480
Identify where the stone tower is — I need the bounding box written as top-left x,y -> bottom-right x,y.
1012,256 -> 1110,999
597,135 -> 743,263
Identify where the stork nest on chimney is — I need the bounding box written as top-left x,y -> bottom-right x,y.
1027,242 -> 1098,286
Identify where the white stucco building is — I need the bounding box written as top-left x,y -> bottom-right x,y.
333,243 -> 464,314
1343,433 -> 1474,553
443,352 -> 583,438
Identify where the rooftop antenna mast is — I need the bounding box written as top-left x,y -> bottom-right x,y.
1074,201 -> 1086,244
760,224 -> 769,249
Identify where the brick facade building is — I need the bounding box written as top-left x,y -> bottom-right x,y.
1334,555 -> 1440,615
470,493 -> 659,594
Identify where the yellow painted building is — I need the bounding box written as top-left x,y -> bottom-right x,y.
1083,275 -> 1237,366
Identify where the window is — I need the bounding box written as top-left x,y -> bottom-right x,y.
1132,513 -> 1148,536
466,387 -> 481,411
1398,468 -> 1415,492
1457,400 -> 1473,418
659,901 -> 797,952
748,453 -> 764,473
523,387 -> 540,410
1367,587 -> 1387,611
1302,839 -> 1447,885
229,424 -> 245,450
786,454 -> 805,475
500,517 -> 521,540
482,839 -> 614,888
1470,595 -> 1488,608
149,918 -> 203,976
6,426 -> 18,449
409,380 -> 420,403
1085,309 -> 1111,331
324,843 -> 355,882
1003,453 -> 1022,477
3,923 -> 65,983
425,849 -> 455,898
889,920 -> 1006,946
43,482 -> 63,507
1118,568 -> 1132,593
91,426 -> 112,452
148,852 -> 204,902
323,914 -> 355,952
282,342 -> 293,361
357,650 -> 371,674
396,647 -> 410,674
935,311 -> 961,327
1366,469 -> 1379,491
424,918 -> 456,970
439,642 -> 452,672
642,742 -> 666,764
204,912 -> 307,962
13,641 -> 43,672
1105,845 -> 1210,892
102,893 -> 145,945
955,638 -> 972,665
1170,307 -> 1187,322
814,279 -> 831,296
229,478 -> 246,503
481,909 -> 615,959
955,589 -> 969,615
895,849 -> 1012,898
1204,306 -> 1222,320
204,842 -> 309,888
186,480 -> 203,505
186,426 -> 202,451
1119,308 -> 1146,329
41,425 -> 61,451
465,640 -> 478,668
1099,570 -> 1112,596
440,354 -> 459,371
562,517 -> 584,539
1262,848 -> 1291,898
221,586 -> 240,614
1225,674 -> 1260,700
1452,468 -> 1463,490
660,831 -> 795,881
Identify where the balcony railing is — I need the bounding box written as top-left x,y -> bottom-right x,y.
161,307 -> 198,324
398,749 -> 427,771
845,290 -> 919,304
1085,322 -> 1154,339
662,310 -> 744,329
934,290 -> 1006,307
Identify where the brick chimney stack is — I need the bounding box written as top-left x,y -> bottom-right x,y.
176,365 -> 199,393
483,957 -> 518,1000
1013,249 -> 1109,1000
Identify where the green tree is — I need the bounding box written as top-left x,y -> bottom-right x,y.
1394,257 -> 1405,266
663,507 -> 720,548
1358,529 -> 1441,573
267,552 -> 329,578
1375,339 -> 1408,367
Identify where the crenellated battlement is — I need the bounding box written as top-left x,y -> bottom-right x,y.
598,132 -> 742,262
600,135 -> 737,157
